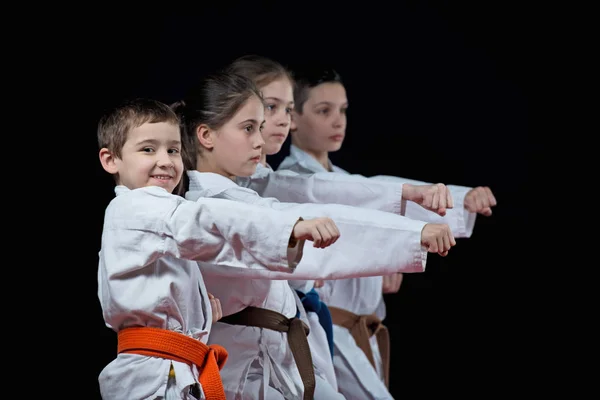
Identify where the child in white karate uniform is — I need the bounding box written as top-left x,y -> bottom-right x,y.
278,65 -> 498,399
225,55 -> 473,398
174,69 -> 456,399
97,98 -> 336,400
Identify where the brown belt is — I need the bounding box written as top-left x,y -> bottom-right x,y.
220,306 -> 315,400
328,306 -> 390,388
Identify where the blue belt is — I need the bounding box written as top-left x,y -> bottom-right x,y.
296,288 -> 334,359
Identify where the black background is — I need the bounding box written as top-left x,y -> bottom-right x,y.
67,2 -> 531,397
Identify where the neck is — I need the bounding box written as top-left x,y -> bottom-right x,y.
291,138 -> 331,171
196,156 -> 236,182
314,152 -> 331,171
259,152 -> 268,167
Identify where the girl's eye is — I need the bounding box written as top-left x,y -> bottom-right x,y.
266,104 -> 275,111
143,147 -> 154,153
168,148 -> 180,154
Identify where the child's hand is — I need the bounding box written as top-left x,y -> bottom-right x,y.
382,273 -> 403,294
403,183 -> 453,216
420,223 -> 456,256
293,217 -> 340,248
464,186 -> 497,216
208,293 -> 222,323
314,279 -> 325,289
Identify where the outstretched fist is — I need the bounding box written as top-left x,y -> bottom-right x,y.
404,183 -> 454,216
293,217 -> 340,248
420,223 -> 456,256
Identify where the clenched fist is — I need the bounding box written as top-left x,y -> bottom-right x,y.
464,186 -> 497,216
421,223 -> 456,256
293,217 -> 341,248
403,183 -> 454,216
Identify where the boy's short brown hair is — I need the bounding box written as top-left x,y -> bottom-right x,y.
97,98 -> 180,158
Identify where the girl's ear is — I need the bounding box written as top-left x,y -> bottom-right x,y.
197,124 -> 215,150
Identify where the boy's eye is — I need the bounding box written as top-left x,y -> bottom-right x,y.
318,108 -> 329,115
285,107 -> 293,114
143,147 -> 154,153
266,104 -> 275,111
244,125 -> 253,132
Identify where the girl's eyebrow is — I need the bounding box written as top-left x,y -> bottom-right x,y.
264,96 -> 295,105
237,119 -> 261,126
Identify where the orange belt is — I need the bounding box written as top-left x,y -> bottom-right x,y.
118,327 -> 228,400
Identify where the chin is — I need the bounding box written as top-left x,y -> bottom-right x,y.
327,142 -> 344,152
265,143 -> 282,155
238,167 -> 256,177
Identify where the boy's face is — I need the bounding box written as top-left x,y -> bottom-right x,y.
260,77 -> 294,156
291,82 -> 348,153
104,122 -> 183,193
211,95 -> 265,178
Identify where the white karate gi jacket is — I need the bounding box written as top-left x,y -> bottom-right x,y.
242,164 -> 341,393
98,185 -> 303,400
185,171 -> 428,399
277,145 -> 478,399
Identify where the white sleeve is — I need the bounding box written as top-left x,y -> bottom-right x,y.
371,176 -> 477,238
242,168 -> 406,214
104,187 -> 301,275
202,187 -> 429,280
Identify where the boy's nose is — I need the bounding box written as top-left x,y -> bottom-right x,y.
157,152 -> 174,167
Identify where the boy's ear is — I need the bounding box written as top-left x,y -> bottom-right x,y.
197,124 -> 215,150
99,148 -> 119,174
290,110 -> 299,132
